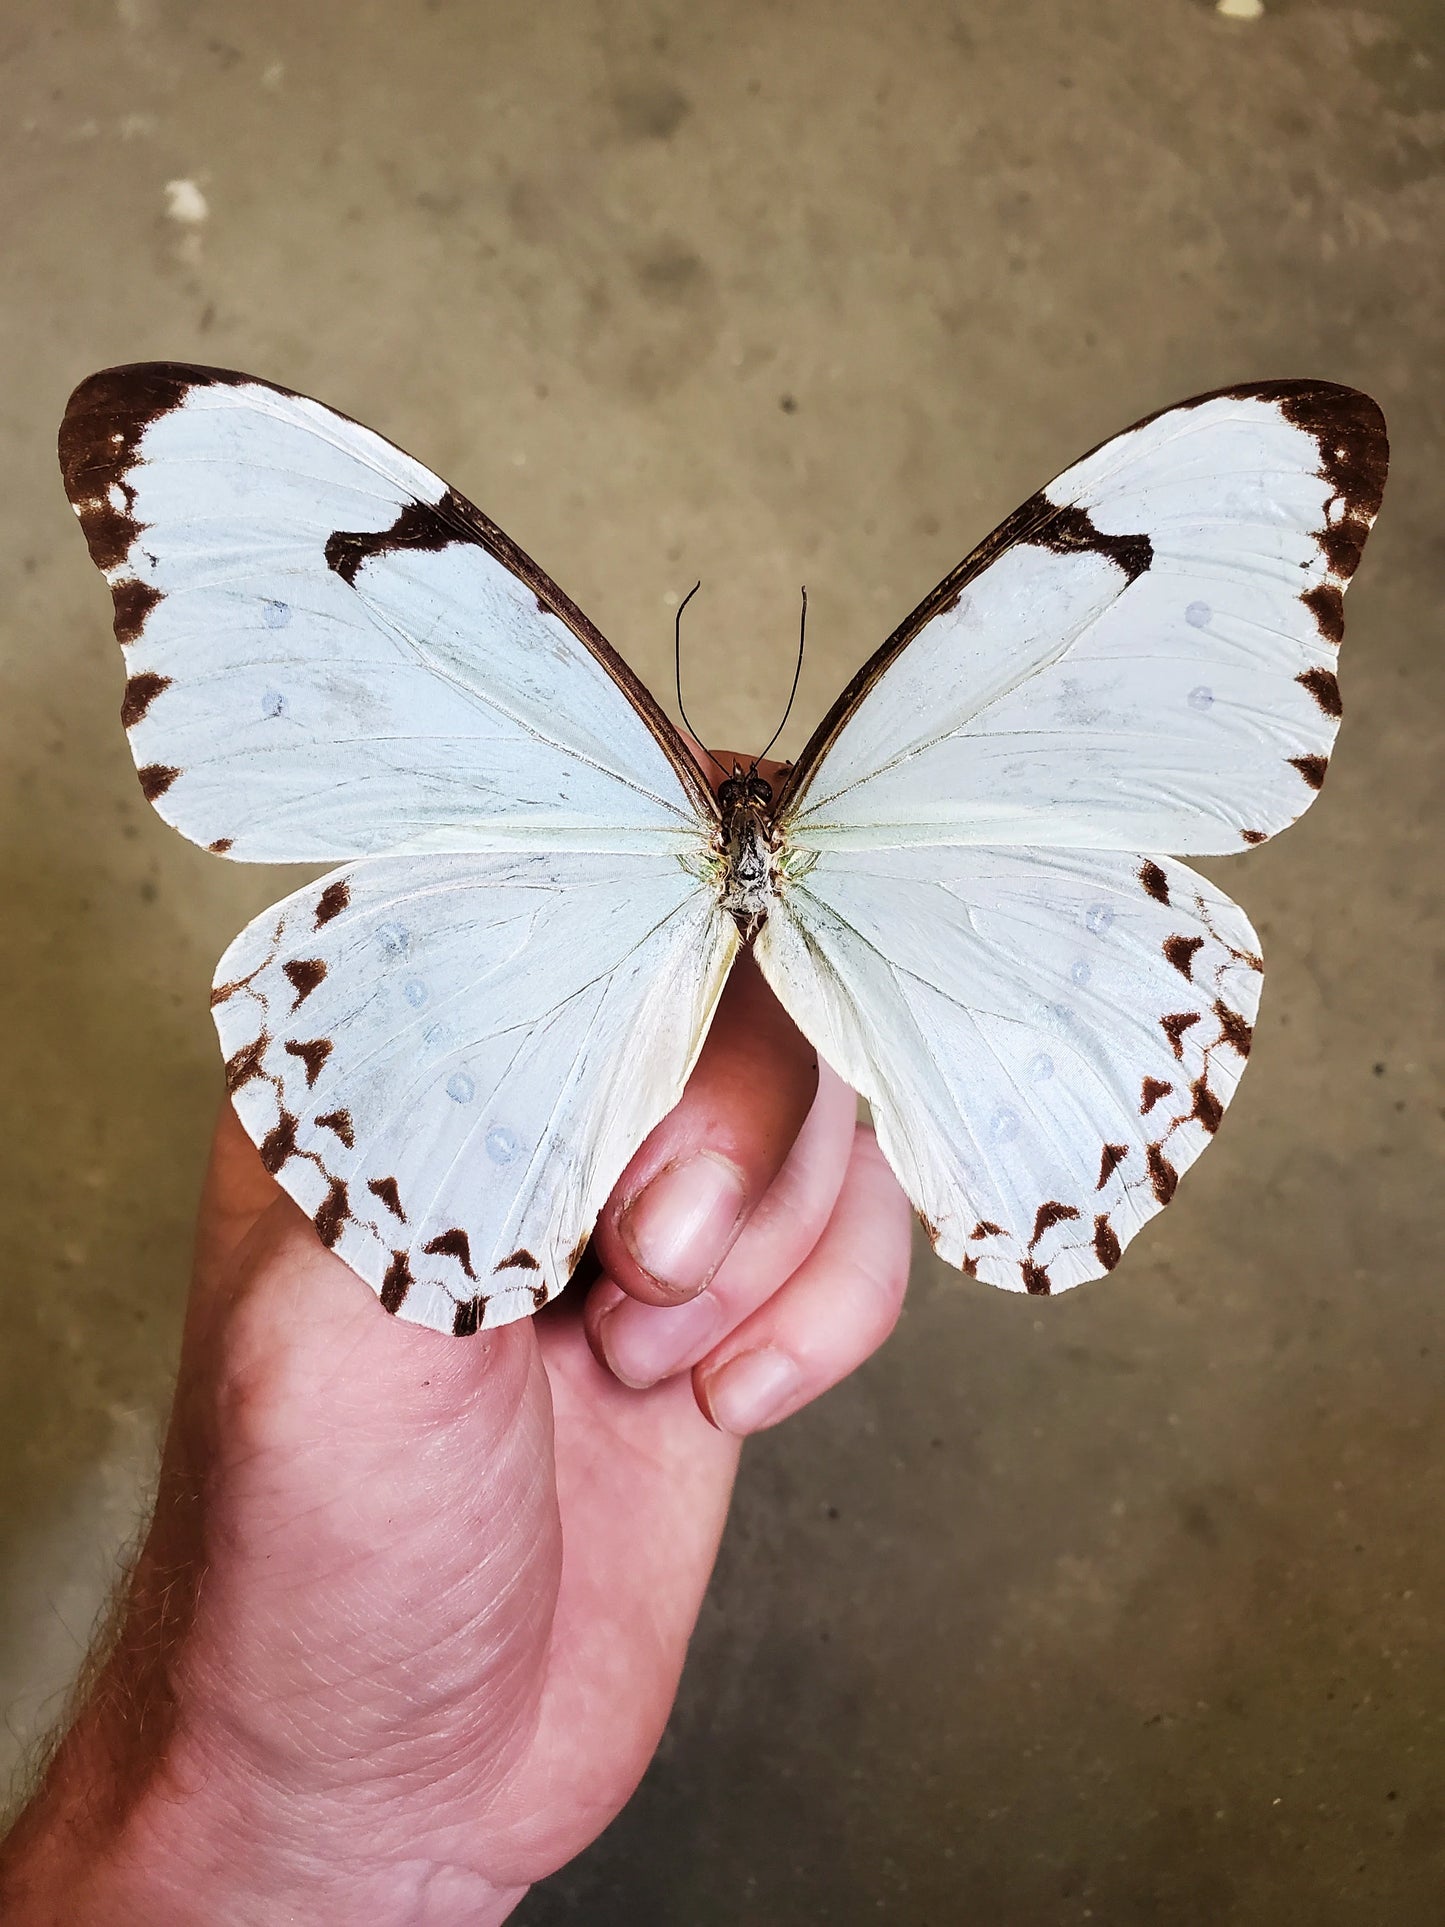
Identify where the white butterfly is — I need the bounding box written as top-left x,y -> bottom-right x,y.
59,366 -> 1387,1334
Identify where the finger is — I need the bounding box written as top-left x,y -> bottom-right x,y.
591,950 -> 819,1308
693,1128 -> 913,1436
586,1058 -> 856,1388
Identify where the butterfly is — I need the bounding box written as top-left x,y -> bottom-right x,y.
58,366 -> 1387,1335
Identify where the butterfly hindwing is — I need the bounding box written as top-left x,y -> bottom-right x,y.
213,850 -> 738,1332
757,847 -> 1262,1292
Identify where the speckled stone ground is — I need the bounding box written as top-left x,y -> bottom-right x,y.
1,2 -> 1442,1919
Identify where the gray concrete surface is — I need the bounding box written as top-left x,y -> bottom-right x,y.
1,1 -> 1442,1919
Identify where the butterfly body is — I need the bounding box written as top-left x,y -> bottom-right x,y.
715,769 -> 782,940
59,364 -> 1386,1333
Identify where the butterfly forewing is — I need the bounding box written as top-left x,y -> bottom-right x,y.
59,363 -> 715,860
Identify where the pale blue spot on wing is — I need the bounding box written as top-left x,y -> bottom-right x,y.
486,1126 -> 520,1164
263,599 -> 292,629
1185,600 -> 1211,629
446,1071 -> 475,1104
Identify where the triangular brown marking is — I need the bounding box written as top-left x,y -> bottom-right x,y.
284,1037 -> 332,1087
1093,1215 -> 1122,1271
224,1036 -> 268,1093
138,763 -> 180,801
380,1252 -> 413,1315
1161,1011 -> 1200,1058
1023,496 -> 1154,585
1139,859 -> 1171,905
209,837 -> 234,854
314,879 -> 351,927
317,1109 -> 355,1148
496,1248 -> 540,1271
1163,935 -> 1204,980
1296,667 -> 1342,717
1097,1142 -> 1129,1189
314,1178 -> 350,1249
1146,1144 -> 1178,1205
283,958 -> 327,1007
917,1212 -> 939,1244
368,1176 -> 406,1221
112,578 -> 163,646
1190,1078 -> 1223,1134
121,670 -> 171,726
1289,754 -> 1328,791
452,1296 -> 485,1337
258,1110 -> 298,1175
1213,1001 -> 1253,1057
1302,582 -> 1344,647
1022,1260 -> 1052,1296
1029,1200 -> 1080,1248
567,1235 -> 593,1278
1241,829 -> 1267,846
970,1220 -> 1004,1240
961,1253 -> 979,1278
1140,1076 -> 1173,1114
424,1227 -> 477,1281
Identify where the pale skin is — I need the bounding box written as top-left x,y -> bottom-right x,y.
0,756 -> 914,1924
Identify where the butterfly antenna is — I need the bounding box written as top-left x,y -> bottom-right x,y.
674,582 -> 730,779
756,586 -> 807,768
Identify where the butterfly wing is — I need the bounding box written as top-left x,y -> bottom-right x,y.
214,850 -> 736,1333
59,362 -> 715,858
759,381 -> 1386,1289
60,364 -> 733,1329
776,382 -> 1385,855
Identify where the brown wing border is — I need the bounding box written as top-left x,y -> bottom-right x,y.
772,378 -> 1387,823
58,360 -> 718,828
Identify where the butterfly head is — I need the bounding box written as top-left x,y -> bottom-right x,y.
718,763 -> 774,814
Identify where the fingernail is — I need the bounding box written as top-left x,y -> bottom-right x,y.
703,1348 -> 802,1436
621,1152 -> 748,1297
599,1290 -> 725,1389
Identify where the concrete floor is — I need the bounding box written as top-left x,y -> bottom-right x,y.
1,0 -> 1442,1918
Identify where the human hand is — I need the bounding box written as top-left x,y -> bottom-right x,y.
0,756 -> 913,1925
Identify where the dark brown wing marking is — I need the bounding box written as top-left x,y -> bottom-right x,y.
1021,1261 -> 1052,1296
283,1037 -> 333,1087
1161,1012 -> 1201,1058
1092,1216 -> 1122,1271
1289,754 -> 1328,791
315,1178 -> 350,1249
453,1297 -> 486,1337
381,1253 -> 414,1315
1146,1145 -> 1178,1206
970,1220 -> 1004,1239
368,1176 -> 406,1221
138,764 -> 180,801
423,1228 -> 477,1281
209,837 -> 234,854
1241,829 -> 1267,846
1139,860 -> 1171,905
1021,497 -> 1153,585
1140,1077 -> 1173,1114
496,1249 -> 540,1272
282,958 -> 327,1007
1163,935 -> 1204,980
1296,667 -> 1342,717
314,880 -> 351,926
317,1109 -> 355,1147
1029,1201 -> 1080,1247
121,671 -> 170,726
1096,1143 -> 1129,1188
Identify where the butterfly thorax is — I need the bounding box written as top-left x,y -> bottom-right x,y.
717,770 -> 780,942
